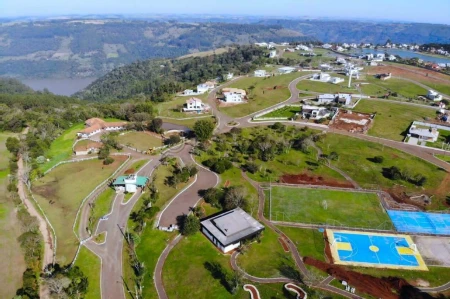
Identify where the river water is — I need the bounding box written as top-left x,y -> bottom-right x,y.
21,77 -> 97,96
350,49 -> 450,64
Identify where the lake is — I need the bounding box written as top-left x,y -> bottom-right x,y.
350,49 -> 450,64
21,77 -> 97,96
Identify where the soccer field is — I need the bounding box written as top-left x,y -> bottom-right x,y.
265,186 -> 392,229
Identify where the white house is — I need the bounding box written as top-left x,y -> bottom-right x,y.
366,54 -> 374,60
376,53 -> 386,60
336,46 -> 345,52
336,57 -> 347,64
427,90 -> 443,102
336,93 -> 352,106
330,77 -> 344,84
317,94 -> 336,104
285,48 -> 296,53
302,105 -> 331,120
342,43 -> 350,48
387,55 -> 397,61
226,73 -> 234,80
269,50 -> 277,58
278,66 -> 296,74
296,45 -> 310,51
322,43 -> 332,49
255,42 -> 268,47
183,97 -> 207,112
112,175 -> 149,193
409,125 -> 439,142
254,70 -> 267,77
317,93 -> 352,106
320,64 -> 333,71
311,73 -> 331,82
197,84 -> 210,94
183,89 -> 195,95
222,88 -> 246,103
201,208 -> 264,253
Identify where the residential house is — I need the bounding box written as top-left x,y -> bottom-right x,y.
254,70 -> 267,77
322,43 -> 332,49
183,97 -> 207,112
197,84 -> 210,94
269,50 -> 277,58
336,57 -> 347,64
376,53 -> 385,60
409,125 -> 439,142
302,105 -> 331,120
336,46 -> 345,52
183,89 -> 195,95
255,42 -> 268,47
427,90 -> 443,102
222,88 -> 246,103
366,54 -> 374,60
77,118 -> 127,138
112,174 -> 149,193
317,94 -> 336,104
330,77 -> 344,84
387,55 -> 397,61
296,45 -> 310,51
285,48 -> 295,53
317,93 -> 352,106
342,43 -> 350,48
73,141 -> 102,156
376,73 -> 392,80
226,73 -> 234,80
319,64 -> 333,71
311,73 -> 331,82
350,43 -> 358,49
278,66 -> 296,74
336,93 -> 352,106
201,208 -> 264,253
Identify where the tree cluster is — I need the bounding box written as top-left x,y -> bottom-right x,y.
203,186 -> 249,211
382,166 -> 427,186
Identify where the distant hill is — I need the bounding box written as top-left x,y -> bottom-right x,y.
75,45 -> 268,101
0,77 -> 34,94
258,19 -> 450,44
0,20 -> 307,79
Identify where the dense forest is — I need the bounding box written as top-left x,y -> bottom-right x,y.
0,20 -> 306,79
76,45 -> 271,101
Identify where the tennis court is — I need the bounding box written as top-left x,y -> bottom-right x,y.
387,210 -> 450,235
327,230 -> 428,270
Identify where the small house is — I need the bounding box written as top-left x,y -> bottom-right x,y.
112,174 -> 149,193
427,90 -> 443,102
254,70 -> 267,77
183,97 -> 207,112
73,141 -> 102,156
302,105 -> 331,120
278,66 -> 296,74
201,208 -> 264,253
226,73 -> 234,80
409,125 -> 439,142
336,93 -> 352,106
330,77 -> 344,84
269,50 -> 277,58
222,88 -> 246,103
183,89 -> 195,95
317,94 -> 336,104
197,84 -> 210,94
311,73 -> 331,82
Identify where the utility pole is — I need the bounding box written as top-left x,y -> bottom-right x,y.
269,176 -> 272,222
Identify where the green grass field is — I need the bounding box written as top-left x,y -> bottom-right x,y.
362,76 -> 428,99
435,154 -> 450,163
238,227 -> 297,278
40,123 -> 84,172
0,132 -> 26,298
90,188 -> 116,233
318,134 -> 448,200
32,156 -> 127,264
426,130 -> 450,149
74,246 -> 101,299
265,187 -> 391,229
296,75 -> 354,94
278,227 -> 326,261
219,73 -> 302,117
355,100 -> 437,141
261,105 -> 301,118
163,116 -> 214,129
117,131 -> 163,151
156,93 -> 210,119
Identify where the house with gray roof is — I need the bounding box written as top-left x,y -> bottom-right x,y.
201,208 -> 264,253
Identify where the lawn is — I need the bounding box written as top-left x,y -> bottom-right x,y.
74,246 -> 101,299
265,186 -> 391,229
296,75 -> 354,94
126,159 -> 150,173
426,129 -> 450,149
278,226 -> 326,262
89,187 -> 116,233
40,123 -> 84,172
363,76 -> 428,99
318,134 -> 448,200
31,156 -> 127,265
163,116 -> 214,129
260,105 -> 301,119
355,99 -> 437,141
0,132 -> 26,298
435,154 -> 450,163
117,131 -> 163,151
156,93 -> 210,119
238,227 -> 297,278
219,73 -> 303,118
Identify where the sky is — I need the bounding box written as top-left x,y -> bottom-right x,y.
2,0 -> 450,25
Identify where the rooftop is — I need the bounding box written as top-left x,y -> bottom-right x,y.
113,175 -> 149,187
201,208 -> 264,246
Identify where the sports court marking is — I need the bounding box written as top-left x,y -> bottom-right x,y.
326,229 -> 428,271
387,210 -> 450,235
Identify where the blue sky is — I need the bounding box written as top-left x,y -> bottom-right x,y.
2,0 -> 450,25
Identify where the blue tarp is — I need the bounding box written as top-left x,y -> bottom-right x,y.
387,210 -> 450,235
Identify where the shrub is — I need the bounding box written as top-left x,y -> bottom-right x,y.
244,162 -> 258,174
103,157 -> 115,165
180,214 -> 200,236
373,156 -> 384,163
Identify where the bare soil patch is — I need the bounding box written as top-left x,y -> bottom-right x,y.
304,257 -> 429,299
280,173 -> 354,188
368,65 -> 450,85
330,110 -> 373,133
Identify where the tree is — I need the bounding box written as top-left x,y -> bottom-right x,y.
167,134 -> 181,145
203,187 -> 223,207
194,119 -> 215,142
180,214 -> 200,236
329,151 -> 339,161
224,186 -> 247,210
6,137 -> 21,155
150,118 -> 163,133
373,156 -> 384,163
98,145 -> 110,160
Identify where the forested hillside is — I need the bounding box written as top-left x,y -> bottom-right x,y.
0,78 -> 34,94
76,46 -> 270,101
0,20 -> 306,79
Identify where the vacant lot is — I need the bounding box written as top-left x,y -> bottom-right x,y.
0,132 -> 26,298
265,186 -> 391,229
32,156 -> 127,264
364,76 -> 428,98
296,74 -> 353,94
355,99 -> 437,141
318,134 -> 448,197
219,73 -> 302,117
261,105 -> 301,118
117,131 -> 163,151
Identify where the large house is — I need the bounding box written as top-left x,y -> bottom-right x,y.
427,90 -> 443,102
278,66 -> 296,74
302,105 -> 332,120
112,174 -> 149,193
201,208 -> 264,253
222,88 -> 246,103
183,97 -> 208,112
409,125 -> 439,142
254,70 -> 267,77
77,118 -> 127,138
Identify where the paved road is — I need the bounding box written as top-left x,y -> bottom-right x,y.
156,144 -> 219,228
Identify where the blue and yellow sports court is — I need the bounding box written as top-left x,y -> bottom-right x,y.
387,210 -> 450,235
326,230 -> 428,271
